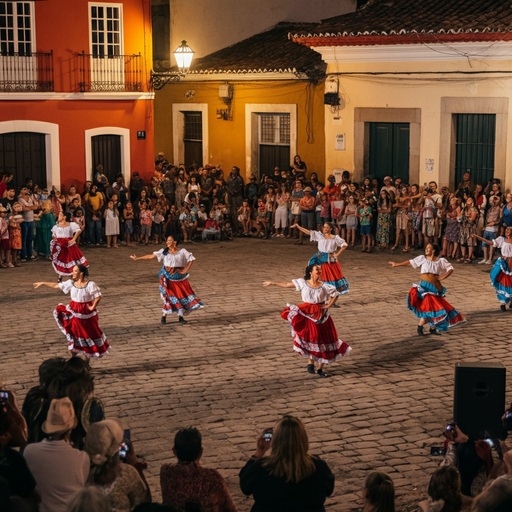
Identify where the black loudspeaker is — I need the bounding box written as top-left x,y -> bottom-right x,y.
454,362 -> 506,439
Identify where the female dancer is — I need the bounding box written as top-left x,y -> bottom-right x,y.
130,235 -> 203,324
472,228 -> 512,311
292,222 -> 349,307
33,264 -> 110,358
263,264 -> 351,378
50,211 -> 88,280
389,244 -> 465,335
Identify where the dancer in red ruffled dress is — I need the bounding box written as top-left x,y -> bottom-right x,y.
33,264 -> 109,358
50,211 -> 87,280
263,263 -> 351,378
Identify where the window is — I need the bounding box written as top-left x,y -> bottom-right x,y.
259,114 -> 290,145
0,1 -> 34,56
90,3 -> 122,57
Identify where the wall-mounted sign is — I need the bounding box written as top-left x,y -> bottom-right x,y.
137,131 -> 146,140
335,133 -> 345,151
425,158 -> 434,174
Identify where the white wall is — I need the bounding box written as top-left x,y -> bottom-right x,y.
170,0 -> 355,59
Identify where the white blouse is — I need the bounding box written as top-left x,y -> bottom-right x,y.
409,255 -> 453,275
493,237 -> 512,258
51,222 -> 81,238
59,280 -> 101,303
292,278 -> 338,304
310,230 -> 347,253
154,248 -> 195,268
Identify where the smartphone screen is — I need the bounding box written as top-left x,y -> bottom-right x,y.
430,446 -> 445,456
119,442 -> 128,460
263,429 -> 273,442
0,391 -> 8,403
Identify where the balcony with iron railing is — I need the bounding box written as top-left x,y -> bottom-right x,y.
0,51 -> 54,92
78,52 -> 143,92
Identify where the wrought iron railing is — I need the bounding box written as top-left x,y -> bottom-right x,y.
78,52 -> 143,92
0,51 -> 54,92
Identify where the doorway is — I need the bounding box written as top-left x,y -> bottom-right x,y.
369,122 -> 410,183
258,113 -> 290,178
183,111 -> 203,168
91,134 -> 122,184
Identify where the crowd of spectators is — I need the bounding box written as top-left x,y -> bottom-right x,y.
3,356 -> 512,511
1,153 -> 510,267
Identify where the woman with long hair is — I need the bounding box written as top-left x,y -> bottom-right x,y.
130,235 -> 203,325
292,222 -> 349,304
472,226 -> 512,311
239,415 -> 334,512
458,196 -> 478,263
363,472 -> 395,512
50,211 -> 88,280
419,466 -> 471,512
441,196 -> 461,260
389,243 -> 465,336
274,183 -> 290,237
33,264 -> 110,358
376,190 -> 392,249
263,264 -> 351,377
174,169 -> 189,209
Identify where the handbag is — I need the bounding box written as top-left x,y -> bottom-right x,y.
291,201 -> 301,215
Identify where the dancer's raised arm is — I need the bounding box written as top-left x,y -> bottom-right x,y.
130,253 -> 157,261
291,223 -> 311,236
471,233 -> 492,246
263,281 -> 295,288
388,260 -> 411,268
33,282 -> 60,289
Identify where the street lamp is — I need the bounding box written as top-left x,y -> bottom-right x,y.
173,40 -> 194,73
151,40 -> 195,90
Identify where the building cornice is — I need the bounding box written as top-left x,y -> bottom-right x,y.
0,92 -> 154,101
314,41 -> 512,63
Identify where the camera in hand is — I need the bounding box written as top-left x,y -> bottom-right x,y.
263,428 -> 273,442
430,446 -> 445,456
0,391 -> 8,403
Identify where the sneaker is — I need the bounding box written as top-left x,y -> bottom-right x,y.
486,260 -> 493,265
29,255 -> 38,260
478,259 -> 487,264
20,259 -> 27,263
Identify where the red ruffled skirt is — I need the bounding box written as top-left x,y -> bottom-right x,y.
54,300 -> 109,358
281,303 -> 351,364
50,237 -> 88,276
159,269 -> 204,316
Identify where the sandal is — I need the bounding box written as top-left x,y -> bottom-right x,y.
391,245 -> 398,251
403,248 -> 409,253
295,241 -> 303,245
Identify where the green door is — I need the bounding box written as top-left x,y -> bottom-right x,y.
455,114 -> 495,188
369,123 -> 410,183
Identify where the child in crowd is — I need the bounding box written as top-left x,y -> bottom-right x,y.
256,199 -> 268,238
238,199 -> 252,236
34,200 -> 55,258
139,202 -> 153,245
72,207 -> 85,246
320,193 -> 331,225
479,195 -> 503,264
202,211 -> 221,241
123,202 -> 135,247
358,199 -> 373,253
152,202 -> 165,244
9,201 -> 24,267
222,220 -> 233,240
345,194 -> 359,247
104,200 -> 120,248
0,206 -> 12,267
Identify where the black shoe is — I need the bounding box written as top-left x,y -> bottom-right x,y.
332,303 -> 341,308
307,364 -> 315,374
509,303 -> 512,309
317,369 -> 330,378
417,325 -> 424,336
501,304 -> 507,312
179,316 -> 188,325
161,316 -> 166,325
429,328 -> 442,336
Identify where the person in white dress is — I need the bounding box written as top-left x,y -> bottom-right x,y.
472,227 -> 512,311
130,235 -> 204,325
50,211 -> 88,280
264,263 -> 351,378
33,264 -> 109,357
292,222 -> 349,306
389,243 -> 465,335
103,200 -> 120,248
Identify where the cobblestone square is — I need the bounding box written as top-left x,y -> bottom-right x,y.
1,239 -> 511,510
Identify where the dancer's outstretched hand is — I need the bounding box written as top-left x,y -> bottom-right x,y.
388,261 -> 398,267
129,255 -> 138,260
262,281 -> 272,287
33,282 -> 43,289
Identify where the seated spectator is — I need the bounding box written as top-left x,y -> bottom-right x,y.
160,427 -> 237,512
66,486 -> 111,512
0,380 -> 28,448
239,415 -> 334,512
471,476 -> 512,512
23,397 -> 90,512
0,402 -> 39,511
203,211 -> 221,242
419,466 -> 472,512
363,472 -> 395,512
84,419 -> 150,511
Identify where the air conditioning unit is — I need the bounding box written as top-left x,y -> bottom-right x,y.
219,83 -> 233,101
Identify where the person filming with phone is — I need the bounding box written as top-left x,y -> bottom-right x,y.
239,415 -> 334,511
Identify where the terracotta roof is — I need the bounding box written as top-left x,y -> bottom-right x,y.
185,22 -> 326,81
291,0 -> 512,40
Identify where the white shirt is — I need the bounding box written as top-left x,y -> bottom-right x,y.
59,280 -> 101,303
409,255 -> 453,275
292,278 -> 338,304
51,222 -> 81,238
24,439 -> 90,512
154,248 -> 195,268
310,230 -> 347,253
493,237 -> 512,257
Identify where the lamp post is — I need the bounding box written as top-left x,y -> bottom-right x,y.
151,40 -> 195,90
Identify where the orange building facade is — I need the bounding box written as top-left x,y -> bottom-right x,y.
0,0 -> 154,192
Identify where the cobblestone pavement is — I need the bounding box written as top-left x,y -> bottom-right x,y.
1,238 -> 511,511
